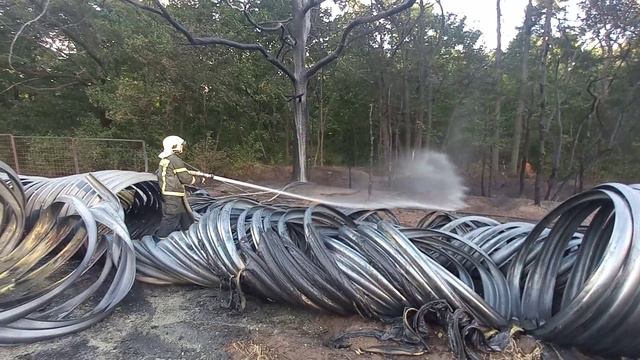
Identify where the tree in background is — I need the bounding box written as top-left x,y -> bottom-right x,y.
533,0 -> 553,205
124,0 -> 416,181
487,0 -> 502,198
2,0 -> 639,200
0,0 -> 106,133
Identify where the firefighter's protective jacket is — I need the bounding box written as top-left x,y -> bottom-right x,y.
157,154 -> 201,197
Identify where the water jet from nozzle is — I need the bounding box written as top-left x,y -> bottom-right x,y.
211,151 -> 467,211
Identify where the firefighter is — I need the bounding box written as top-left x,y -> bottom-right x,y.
155,135 -> 210,237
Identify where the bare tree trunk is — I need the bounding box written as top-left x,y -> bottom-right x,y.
481,148 -> 487,197
519,113 -> 531,197
313,95 -> 320,166
425,74 -> 433,149
387,84 -> 394,186
320,111 -> 325,166
545,61 -> 563,200
442,103 -> 460,150
511,0 -> 533,175
292,80 -> 309,181
202,91 -> 208,129
403,54 -> 412,156
284,109 -> 291,164
314,71 -> 325,167
426,0 -> 444,150
481,114 -> 490,197
490,0 -> 503,198
578,160 -> 584,192
291,2 -> 312,182
394,96 -> 401,167
414,76 -> 425,150
378,76 -> 383,163
534,0 -> 553,205
368,103 -> 374,197
214,111 -> 222,152
379,73 -> 391,175
414,0 -> 426,151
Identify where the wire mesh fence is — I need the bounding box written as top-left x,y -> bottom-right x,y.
0,134 -> 148,177
0,134 -> 19,172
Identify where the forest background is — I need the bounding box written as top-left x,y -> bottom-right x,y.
1,0 -> 638,203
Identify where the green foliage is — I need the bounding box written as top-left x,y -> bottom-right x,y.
184,133 -> 231,174
1,0 -> 639,192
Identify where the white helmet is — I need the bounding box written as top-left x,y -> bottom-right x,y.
159,135 -> 186,158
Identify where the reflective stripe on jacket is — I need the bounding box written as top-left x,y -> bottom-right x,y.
157,154 -> 198,197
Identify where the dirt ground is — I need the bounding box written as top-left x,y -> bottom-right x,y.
1,282 -> 590,360
1,283 -> 452,360
1,167 -> 598,360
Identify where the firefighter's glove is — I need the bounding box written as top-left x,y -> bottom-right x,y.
202,175 -> 215,187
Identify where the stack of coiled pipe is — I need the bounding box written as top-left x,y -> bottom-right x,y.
0,163 -> 138,344
137,184 -> 640,358
1,161 -> 639,358
19,170 -> 162,238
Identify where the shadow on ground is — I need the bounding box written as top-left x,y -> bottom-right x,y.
1,282 -> 594,360
2,283 -> 452,360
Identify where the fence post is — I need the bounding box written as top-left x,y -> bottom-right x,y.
9,135 -> 20,174
141,141 -> 149,172
71,138 -> 80,174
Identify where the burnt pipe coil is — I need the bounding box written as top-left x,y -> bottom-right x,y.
141,185 -> 640,358
1,162 -> 639,358
0,163 -> 140,344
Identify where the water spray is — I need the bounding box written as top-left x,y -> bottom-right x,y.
187,150 -> 467,211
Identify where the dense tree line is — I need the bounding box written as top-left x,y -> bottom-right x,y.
1,0 -> 639,202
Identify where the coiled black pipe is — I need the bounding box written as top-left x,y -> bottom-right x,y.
3,163 -> 640,358
0,163 -> 138,344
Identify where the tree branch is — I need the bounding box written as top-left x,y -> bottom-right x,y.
59,27 -> 106,70
388,13 -> 419,59
0,78 -> 39,95
276,26 -> 295,60
22,81 -> 81,91
302,0 -> 328,15
244,12 -> 285,32
433,0 -> 445,50
373,0 -> 423,60
9,0 -> 51,71
225,1 -> 296,65
258,18 -> 294,26
306,0 -> 416,79
222,0 -> 245,11
122,0 -> 163,16
58,10 -> 93,30
240,4 -> 296,52
27,0 -> 106,71
346,25 -> 381,48
239,3 -> 292,33
122,0 -> 295,82
1,51 -> 89,83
